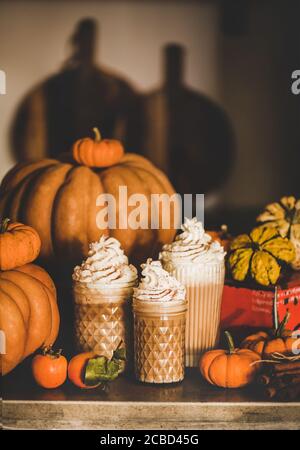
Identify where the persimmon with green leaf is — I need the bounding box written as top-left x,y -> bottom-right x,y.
68,345 -> 126,389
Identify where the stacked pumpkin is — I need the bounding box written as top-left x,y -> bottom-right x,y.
0,219 -> 59,375
0,128 -> 177,273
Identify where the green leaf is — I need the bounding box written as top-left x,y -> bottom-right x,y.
84,356 -> 106,386
106,359 -> 122,380
84,355 -> 123,386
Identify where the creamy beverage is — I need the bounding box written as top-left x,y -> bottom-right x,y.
160,217 -> 225,367
133,259 -> 187,383
72,235 -> 137,364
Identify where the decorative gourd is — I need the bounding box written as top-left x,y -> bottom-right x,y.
207,224 -> 232,252
228,226 -> 295,286
199,332 -> 261,388
72,128 -> 124,168
241,312 -> 296,358
0,218 -> 41,270
0,263 -> 60,375
0,138 -> 176,272
257,196 -> 300,270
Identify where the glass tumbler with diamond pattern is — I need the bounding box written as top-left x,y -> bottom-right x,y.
73,281 -> 135,368
133,298 -> 187,383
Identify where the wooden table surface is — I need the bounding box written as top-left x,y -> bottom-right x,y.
2,361 -> 300,430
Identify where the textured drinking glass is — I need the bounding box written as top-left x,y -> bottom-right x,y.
73,281 -> 135,364
133,298 -> 187,383
162,261 -> 225,367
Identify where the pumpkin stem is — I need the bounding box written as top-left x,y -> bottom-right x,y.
276,312 -> 291,337
93,127 -> 102,142
225,331 -> 235,354
273,285 -> 290,336
0,217 -> 10,234
273,286 -> 279,331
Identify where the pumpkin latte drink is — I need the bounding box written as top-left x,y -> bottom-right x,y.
72,236 -> 137,362
160,218 -> 226,367
133,259 -> 187,383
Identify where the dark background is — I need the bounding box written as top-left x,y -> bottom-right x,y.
1,0 -> 300,232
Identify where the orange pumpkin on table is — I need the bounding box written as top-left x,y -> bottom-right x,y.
199,332 -> 261,388
0,218 -> 41,270
0,129 -> 177,272
0,263 -> 60,375
241,312 -> 296,358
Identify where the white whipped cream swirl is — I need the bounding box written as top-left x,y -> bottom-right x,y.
160,217 -> 225,265
72,235 -> 137,285
134,259 -> 185,302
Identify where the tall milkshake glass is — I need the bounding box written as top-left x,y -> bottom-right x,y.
160,218 -> 225,367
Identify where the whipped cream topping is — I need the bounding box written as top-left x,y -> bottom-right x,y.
160,217 -> 226,264
72,235 -> 137,285
134,259 -> 185,302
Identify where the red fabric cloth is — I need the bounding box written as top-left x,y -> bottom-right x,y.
220,272 -> 300,331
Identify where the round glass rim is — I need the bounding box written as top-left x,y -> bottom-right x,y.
160,258 -> 225,267
73,279 -> 138,289
132,297 -> 187,306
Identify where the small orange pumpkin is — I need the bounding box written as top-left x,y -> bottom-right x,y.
72,127 -> 124,168
199,332 -> 261,388
241,312 -> 296,358
0,218 -> 41,270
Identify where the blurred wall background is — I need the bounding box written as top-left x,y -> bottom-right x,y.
0,0 -> 299,213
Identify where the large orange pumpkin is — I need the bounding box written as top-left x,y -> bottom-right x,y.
0,149 -> 176,272
0,263 -> 60,375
